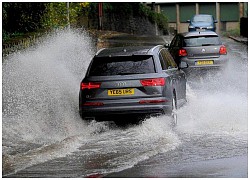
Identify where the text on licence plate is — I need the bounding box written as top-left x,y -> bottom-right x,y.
196,60 -> 214,65
196,29 -> 206,31
108,88 -> 134,96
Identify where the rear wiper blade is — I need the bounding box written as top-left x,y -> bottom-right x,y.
201,44 -> 215,46
117,72 -> 143,75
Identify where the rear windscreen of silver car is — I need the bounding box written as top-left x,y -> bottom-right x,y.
184,36 -> 221,47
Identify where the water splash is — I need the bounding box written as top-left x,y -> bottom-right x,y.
2,32 -> 247,177
2,29 -> 96,144
177,39 -> 248,136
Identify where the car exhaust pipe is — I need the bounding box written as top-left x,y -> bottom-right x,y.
150,112 -> 164,118
84,117 -> 96,121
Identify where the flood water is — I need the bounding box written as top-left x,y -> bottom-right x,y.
2,29 -> 247,177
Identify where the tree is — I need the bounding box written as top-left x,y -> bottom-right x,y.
3,2 -> 46,33
42,2 -> 83,30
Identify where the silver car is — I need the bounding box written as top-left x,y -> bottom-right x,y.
187,14 -> 217,32
168,31 -> 228,69
79,45 -> 188,123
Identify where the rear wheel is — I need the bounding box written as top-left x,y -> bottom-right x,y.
171,93 -> 177,126
79,94 -> 85,120
79,107 -> 85,120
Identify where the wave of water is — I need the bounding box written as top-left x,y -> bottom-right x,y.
2,30 -> 247,177
3,29 -> 96,145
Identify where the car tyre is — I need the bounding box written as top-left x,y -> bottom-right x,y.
79,107 -> 85,120
79,94 -> 85,120
171,92 -> 178,126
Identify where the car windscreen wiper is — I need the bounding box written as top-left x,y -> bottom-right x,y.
201,43 -> 216,46
117,72 -> 144,75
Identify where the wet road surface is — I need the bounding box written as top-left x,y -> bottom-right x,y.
2,29 -> 248,177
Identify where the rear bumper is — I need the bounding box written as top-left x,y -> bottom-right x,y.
82,106 -> 168,116
80,99 -> 172,118
181,56 -> 228,69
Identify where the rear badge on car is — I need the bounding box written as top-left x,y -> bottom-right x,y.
116,82 -> 127,87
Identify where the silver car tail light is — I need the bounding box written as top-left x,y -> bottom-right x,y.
178,48 -> 188,56
219,45 -> 227,55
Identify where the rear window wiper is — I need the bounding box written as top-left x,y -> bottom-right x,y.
117,72 -> 144,75
201,43 -> 216,46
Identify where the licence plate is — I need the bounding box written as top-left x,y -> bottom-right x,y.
196,29 -> 206,31
196,60 -> 214,65
108,88 -> 134,96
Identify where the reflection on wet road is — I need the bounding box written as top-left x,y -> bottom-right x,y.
2,30 -> 247,177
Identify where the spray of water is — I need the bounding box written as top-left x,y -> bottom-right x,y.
2,30 -> 247,176
177,40 -> 248,136
2,29 -> 97,144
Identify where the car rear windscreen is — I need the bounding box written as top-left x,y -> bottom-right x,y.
192,15 -> 213,22
184,35 -> 221,47
88,55 -> 156,76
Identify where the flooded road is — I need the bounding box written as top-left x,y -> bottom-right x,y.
2,29 -> 247,177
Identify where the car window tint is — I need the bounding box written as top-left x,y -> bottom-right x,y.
160,49 -> 177,69
193,15 -> 213,22
184,36 -> 221,47
88,55 -> 156,76
175,35 -> 182,47
170,36 -> 176,47
159,52 -> 167,70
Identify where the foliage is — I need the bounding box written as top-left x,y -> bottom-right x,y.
138,3 -> 168,31
155,13 -> 168,30
104,2 -> 135,15
3,2 -> 47,42
96,2 -> 168,30
2,3 -> 46,34
221,28 -> 240,37
3,2 -> 169,42
42,2 -> 84,30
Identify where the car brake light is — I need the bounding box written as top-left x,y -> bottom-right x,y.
81,82 -> 101,90
140,78 -> 165,86
83,102 -> 104,106
219,45 -> 227,55
139,99 -> 167,104
179,49 -> 187,56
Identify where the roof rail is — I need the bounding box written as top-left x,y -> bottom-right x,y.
95,48 -> 106,56
151,45 -> 162,52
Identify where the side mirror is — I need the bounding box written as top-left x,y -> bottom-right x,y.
214,20 -> 218,23
187,20 -> 191,23
179,61 -> 189,69
164,43 -> 170,48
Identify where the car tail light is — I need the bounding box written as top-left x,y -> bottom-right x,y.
178,48 -> 187,56
83,102 -> 104,106
140,78 -> 165,86
81,82 -> 101,90
139,99 -> 167,104
219,45 -> 227,55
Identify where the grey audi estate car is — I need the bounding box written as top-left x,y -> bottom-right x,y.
168,31 -> 228,69
79,45 -> 188,123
